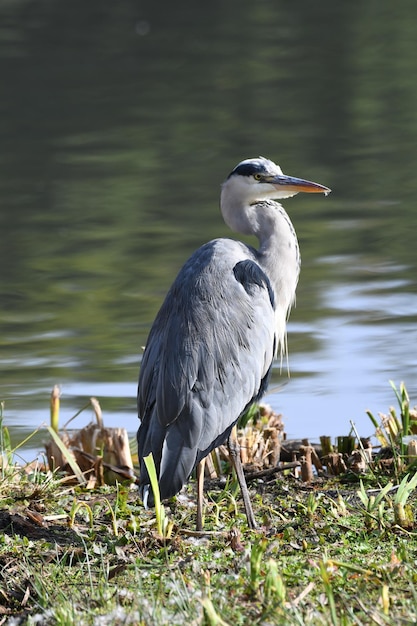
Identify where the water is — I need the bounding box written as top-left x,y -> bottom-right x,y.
1,0 -> 417,461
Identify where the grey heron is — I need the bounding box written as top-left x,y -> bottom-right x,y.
137,156 -> 330,528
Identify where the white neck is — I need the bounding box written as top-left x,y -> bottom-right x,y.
220,176 -> 300,360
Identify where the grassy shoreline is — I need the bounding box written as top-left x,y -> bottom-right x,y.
1,382 -> 417,625
1,462 -> 417,625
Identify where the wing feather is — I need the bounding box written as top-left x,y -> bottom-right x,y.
137,239 -> 276,501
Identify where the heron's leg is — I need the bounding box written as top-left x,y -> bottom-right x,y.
196,458 -> 206,531
227,426 -> 257,529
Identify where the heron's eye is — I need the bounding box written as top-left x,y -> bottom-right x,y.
253,173 -> 262,181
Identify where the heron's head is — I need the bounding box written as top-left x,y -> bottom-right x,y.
223,156 -> 331,203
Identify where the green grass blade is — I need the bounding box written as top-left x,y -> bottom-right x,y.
143,452 -> 164,536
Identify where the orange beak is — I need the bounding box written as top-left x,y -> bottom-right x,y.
270,174 -> 331,195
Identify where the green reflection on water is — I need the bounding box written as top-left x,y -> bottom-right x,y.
1,0 -> 417,443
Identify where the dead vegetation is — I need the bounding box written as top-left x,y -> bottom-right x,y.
1,381 -> 417,625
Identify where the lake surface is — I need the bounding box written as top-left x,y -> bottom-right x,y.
1,0 -> 417,461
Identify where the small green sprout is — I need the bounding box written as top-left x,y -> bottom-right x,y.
357,479 -> 393,529
393,471 -> 417,528
68,500 -> 94,529
249,538 -> 268,596
264,558 -> 286,605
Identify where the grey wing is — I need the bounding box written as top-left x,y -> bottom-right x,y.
137,240 -> 276,501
